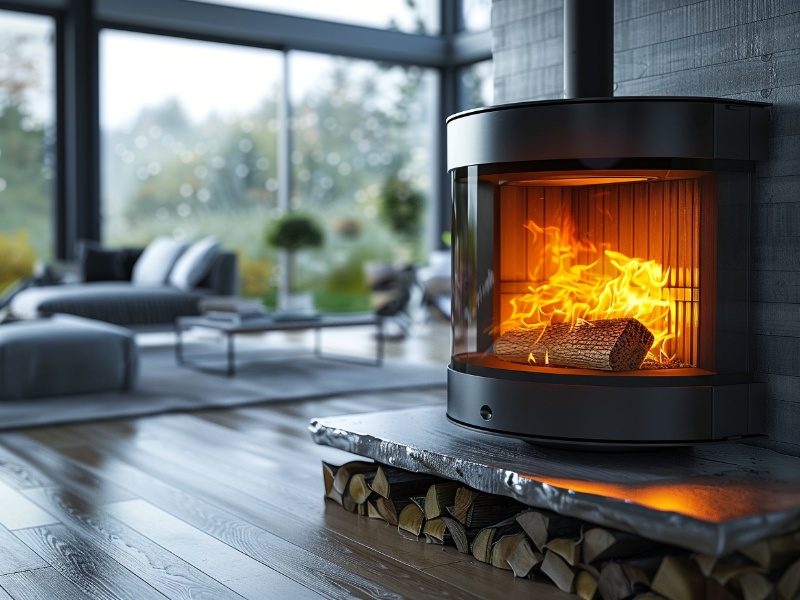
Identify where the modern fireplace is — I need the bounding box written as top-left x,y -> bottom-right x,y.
445,1 -> 771,448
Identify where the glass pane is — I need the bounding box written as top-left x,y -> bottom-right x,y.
461,0 -> 491,31
459,59 -> 493,110
190,0 -> 440,35
0,10 -> 55,293
100,30 -> 282,298
290,51 -> 437,312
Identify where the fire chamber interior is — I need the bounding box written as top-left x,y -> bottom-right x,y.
452,169 -> 718,376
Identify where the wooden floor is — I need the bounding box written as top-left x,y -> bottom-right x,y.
0,322 -> 569,599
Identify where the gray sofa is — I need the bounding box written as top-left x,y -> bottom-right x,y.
10,249 -> 237,328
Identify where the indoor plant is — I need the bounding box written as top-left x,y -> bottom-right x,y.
265,212 -> 324,312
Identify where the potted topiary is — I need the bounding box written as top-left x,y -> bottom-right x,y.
265,212 -> 324,312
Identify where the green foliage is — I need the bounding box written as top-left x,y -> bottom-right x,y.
379,176 -> 425,240
0,30 -> 54,268
0,98 -> 53,263
238,254 -> 272,298
0,231 -> 36,294
265,212 -> 324,251
324,257 -> 367,294
313,290 -> 371,313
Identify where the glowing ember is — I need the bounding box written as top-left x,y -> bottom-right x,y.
502,218 -> 676,364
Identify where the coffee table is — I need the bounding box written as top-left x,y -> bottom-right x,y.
175,313 -> 384,376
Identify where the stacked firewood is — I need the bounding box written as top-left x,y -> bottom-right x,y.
324,461 -> 800,600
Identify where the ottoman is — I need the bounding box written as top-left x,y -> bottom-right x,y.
0,315 -> 139,400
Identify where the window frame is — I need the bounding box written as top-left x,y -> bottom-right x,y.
1,0 -> 491,257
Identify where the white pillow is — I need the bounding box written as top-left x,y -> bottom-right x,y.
131,238 -> 189,286
168,236 -> 221,291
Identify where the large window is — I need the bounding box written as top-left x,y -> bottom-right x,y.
0,10 -> 55,293
100,31 -> 282,297
289,52 -> 437,311
190,0 -> 440,35
461,0 -> 491,31
96,4 -> 487,310
459,59 -> 494,110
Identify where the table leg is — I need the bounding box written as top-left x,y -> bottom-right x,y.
175,325 -> 184,365
376,318 -> 385,366
227,333 -> 235,377
313,327 -> 322,358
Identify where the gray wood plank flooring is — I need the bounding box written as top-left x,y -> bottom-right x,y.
0,322 -> 569,599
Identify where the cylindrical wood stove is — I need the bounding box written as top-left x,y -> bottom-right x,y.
446,97 -> 770,447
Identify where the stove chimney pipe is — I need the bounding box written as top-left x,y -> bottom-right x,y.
563,0 -> 614,98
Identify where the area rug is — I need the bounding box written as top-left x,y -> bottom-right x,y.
0,345 -> 446,430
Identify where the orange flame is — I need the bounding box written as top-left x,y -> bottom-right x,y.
503,218 -> 675,364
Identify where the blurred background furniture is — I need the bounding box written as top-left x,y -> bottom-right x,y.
0,314 -> 139,400
9,240 -> 237,328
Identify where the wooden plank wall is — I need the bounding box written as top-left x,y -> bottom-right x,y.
491,0 -> 800,454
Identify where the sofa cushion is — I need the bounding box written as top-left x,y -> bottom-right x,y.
0,315 -> 138,400
132,237 -> 188,286
169,236 -> 220,291
10,282 -> 206,326
79,242 -> 143,282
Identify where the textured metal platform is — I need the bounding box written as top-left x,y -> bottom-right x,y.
309,405 -> 800,556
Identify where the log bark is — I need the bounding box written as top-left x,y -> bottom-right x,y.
545,535 -> 583,567
741,532 -> 800,570
778,557 -> 800,600
471,517 -> 521,563
452,493 -> 524,529
348,473 -> 373,505
424,482 -> 460,520
398,501 -> 425,537
583,527 -> 659,564
540,550 -> 575,593
332,461 -> 376,496
370,465 -> 443,500
517,510 -> 581,552
597,562 -> 651,600
422,518 -> 449,544
506,537 -> 542,578
651,556 -> 706,600
494,318 -> 654,371
440,516 -> 472,554
446,487 -> 479,524
491,532 -> 528,571
738,572 -> 773,600
575,570 -> 598,600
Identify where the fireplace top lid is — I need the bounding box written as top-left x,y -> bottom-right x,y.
446,96 -> 771,171
446,96 -> 771,124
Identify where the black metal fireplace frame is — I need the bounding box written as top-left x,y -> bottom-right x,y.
445,97 -> 770,447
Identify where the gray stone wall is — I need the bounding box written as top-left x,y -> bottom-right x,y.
492,0 -> 800,453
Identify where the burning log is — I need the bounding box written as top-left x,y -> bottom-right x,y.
494,318 -> 655,371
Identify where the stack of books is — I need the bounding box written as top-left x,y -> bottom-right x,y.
199,297 -> 269,325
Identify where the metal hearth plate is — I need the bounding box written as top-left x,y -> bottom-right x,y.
309,405 -> 800,556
